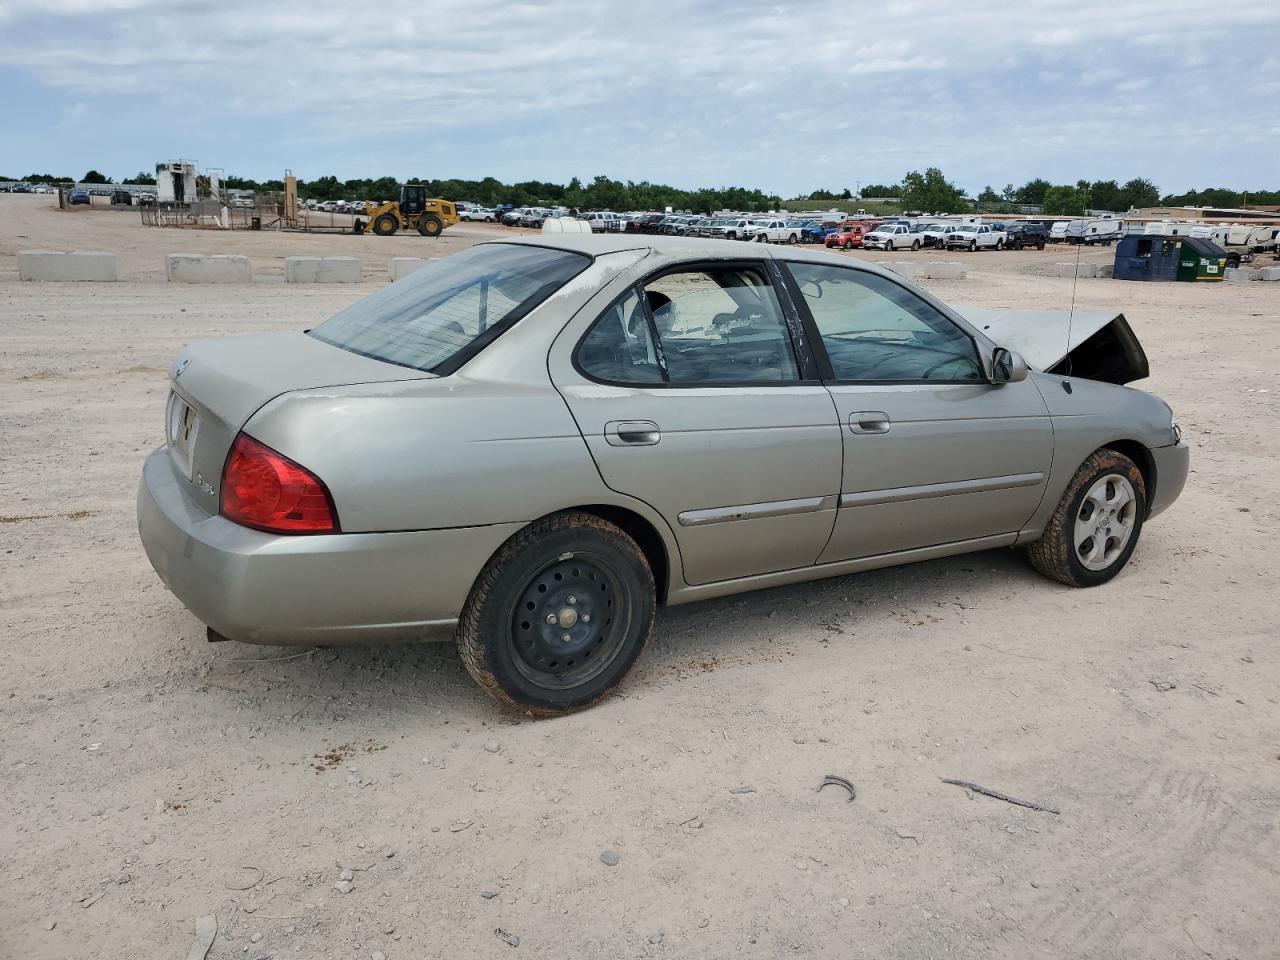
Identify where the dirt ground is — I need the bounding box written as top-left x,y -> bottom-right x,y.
2,195 -> 1278,960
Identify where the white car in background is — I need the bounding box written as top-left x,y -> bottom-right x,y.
752,218 -> 802,244
862,223 -> 920,251
945,223 -> 1005,251
922,223 -> 967,248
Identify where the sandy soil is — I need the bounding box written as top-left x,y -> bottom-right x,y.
2,195 -> 1279,960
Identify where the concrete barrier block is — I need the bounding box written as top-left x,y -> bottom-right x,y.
389,257 -> 429,282
1225,267 -> 1248,283
1259,266 -> 1280,282
18,249 -> 117,281
166,253 -> 251,283
1095,264 -> 1114,279
885,261 -> 917,279
286,256 -> 362,283
1055,262 -> 1097,278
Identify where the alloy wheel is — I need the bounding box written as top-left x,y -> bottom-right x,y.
1073,474 -> 1138,571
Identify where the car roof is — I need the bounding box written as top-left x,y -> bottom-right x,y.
485,234 -> 901,277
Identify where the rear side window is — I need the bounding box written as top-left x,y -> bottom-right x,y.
310,244 -> 589,374
577,265 -> 800,385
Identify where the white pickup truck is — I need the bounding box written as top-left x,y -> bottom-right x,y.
751,219 -> 802,244
706,217 -> 758,241
944,222 -> 1005,251
861,223 -> 920,251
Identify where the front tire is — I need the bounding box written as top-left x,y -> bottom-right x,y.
372,212 -> 399,236
969,239 -> 977,252
911,239 -> 921,250
1025,449 -> 1147,588
843,240 -> 853,250
457,512 -> 656,716
417,214 -> 443,237
886,240 -> 895,251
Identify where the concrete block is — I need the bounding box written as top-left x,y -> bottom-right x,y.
166,253 -> 251,283
885,261 -> 917,279
389,257 -> 429,282
1055,262 -> 1097,279
1259,267 -> 1280,282
1225,267 -> 1248,283
285,256 -> 362,283
18,249 -> 117,281
1095,264 -> 1114,279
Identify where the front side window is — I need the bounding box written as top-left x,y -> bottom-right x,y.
310,244 -> 589,374
787,263 -> 982,382
578,265 -> 800,385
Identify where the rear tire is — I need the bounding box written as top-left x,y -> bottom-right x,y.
1025,449 -> 1147,588
457,512 -> 656,716
372,213 -> 399,236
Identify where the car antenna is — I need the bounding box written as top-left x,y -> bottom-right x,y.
1063,219 -> 1084,377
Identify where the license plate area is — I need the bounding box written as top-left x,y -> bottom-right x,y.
166,391 -> 199,480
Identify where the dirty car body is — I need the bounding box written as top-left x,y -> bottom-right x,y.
138,235 -> 1188,714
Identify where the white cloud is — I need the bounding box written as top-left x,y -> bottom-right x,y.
0,0 -> 1277,192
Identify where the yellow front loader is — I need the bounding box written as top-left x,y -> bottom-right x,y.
356,183 -> 459,237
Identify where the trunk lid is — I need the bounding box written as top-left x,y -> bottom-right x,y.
165,332 -> 434,512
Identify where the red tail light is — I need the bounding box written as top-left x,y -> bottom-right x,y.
220,434 -> 339,534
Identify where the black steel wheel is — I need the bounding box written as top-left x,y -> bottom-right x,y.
457,512 -> 655,716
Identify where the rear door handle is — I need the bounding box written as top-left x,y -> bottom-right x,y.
848,411 -> 891,434
605,420 -> 661,446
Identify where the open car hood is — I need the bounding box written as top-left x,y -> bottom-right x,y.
954,308 -> 1150,385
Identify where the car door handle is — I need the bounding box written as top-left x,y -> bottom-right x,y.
605,420 -> 661,446
848,411 -> 891,434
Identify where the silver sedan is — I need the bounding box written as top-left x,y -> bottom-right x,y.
137,235 -> 1188,714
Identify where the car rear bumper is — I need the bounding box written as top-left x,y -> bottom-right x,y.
1148,439 -> 1189,520
137,447 -> 524,646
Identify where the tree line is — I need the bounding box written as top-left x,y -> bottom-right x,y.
5,168 -> 1279,214
799,171 -> 1280,214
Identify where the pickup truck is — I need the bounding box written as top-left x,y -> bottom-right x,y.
861,223 -> 920,251
704,217 -> 758,241
752,219 -> 802,244
944,223 -> 1005,251
1003,222 -> 1048,249
459,206 -> 496,222
824,224 -> 867,249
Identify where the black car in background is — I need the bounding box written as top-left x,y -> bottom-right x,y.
1004,222 -> 1048,250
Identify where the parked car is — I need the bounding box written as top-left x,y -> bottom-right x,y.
518,208 -> 550,228
624,213 -> 668,234
11,182 -> 33,193
752,219 -> 802,244
917,223 -> 957,248
862,223 -> 920,251
68,188 -> 91,205
825,224 -> 867,249
137,235 -> 1187,716
1004,222 -> 1049,250
1049,221 -> 1071,243
502,207 -> 534,226
579,212 -> 621,232
945,223 -> 1004,251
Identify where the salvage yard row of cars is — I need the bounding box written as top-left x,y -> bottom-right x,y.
478,204 -> 1062,252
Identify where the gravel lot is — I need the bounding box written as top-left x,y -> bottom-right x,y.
2,196 -> 1278,960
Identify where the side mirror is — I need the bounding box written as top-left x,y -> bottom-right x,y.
990,347 -> 1028,384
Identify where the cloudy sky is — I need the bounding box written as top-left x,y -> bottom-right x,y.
2,0 -> 1278,196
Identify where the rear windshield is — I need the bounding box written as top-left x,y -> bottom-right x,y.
309,243 -> 590,374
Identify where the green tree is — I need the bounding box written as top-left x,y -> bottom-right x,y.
1042,185 -> 1086,216
899,167 -> 967,214
1088,179 -> 1122,211
122,171 -> 157,185
1015,178 -> 1052,206
81,170 -> 110,184
1119,177 -> 1159,209
859,183 -> 900,198
977,185 -> 1001,203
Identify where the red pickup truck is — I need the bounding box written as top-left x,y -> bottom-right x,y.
825,221 -> 879,250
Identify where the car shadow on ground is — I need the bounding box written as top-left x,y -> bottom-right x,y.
193,547 -> 1046,724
